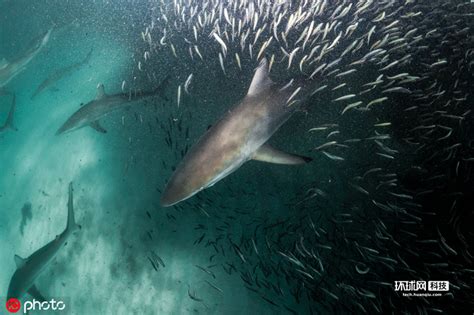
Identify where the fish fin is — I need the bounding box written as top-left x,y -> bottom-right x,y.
0,58 -> 8,69
28,285 -> 46,302
252,144 -> 312,165
247,58 -> 273,96
66,182 -> 81,233
96,84 -> 106,100
14,255 -> 26,268
89,121 -> 107,133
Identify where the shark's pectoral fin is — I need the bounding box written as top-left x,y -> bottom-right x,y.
28,285 -> 46,302
14,254 -> 26,268
252,144 -> 312,165
90,121 -> 107,133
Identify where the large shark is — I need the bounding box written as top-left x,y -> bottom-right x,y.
7,183 -> 80,301
0,29 -> 52,88
161,58 -> 312,207
0,93 -> 17,132
56,79 -> 168,135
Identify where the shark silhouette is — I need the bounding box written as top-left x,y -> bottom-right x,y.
161,58 -> 312,206
0,29 -> 52,88
7,183 -> 81,301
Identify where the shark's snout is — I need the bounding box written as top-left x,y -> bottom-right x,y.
56,119 -> 76,135
160,183 -> 183,207
56,124 -> 68,135
160,193 -> 175,207
160,175 -> 197,207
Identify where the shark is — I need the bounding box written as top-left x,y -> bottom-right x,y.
0,29 -> 52,88
161,58 -> 313,207
7,183 -> 80,301
56,78 -> 168,135
0,93 -> 17,132
31,49 -> 93,99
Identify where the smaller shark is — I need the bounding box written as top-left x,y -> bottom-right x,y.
7,183 -> 80,301
0,29 -> 52,88
56,78 -> 168,135
0,93 -> 17,132
31,49 -> 93,99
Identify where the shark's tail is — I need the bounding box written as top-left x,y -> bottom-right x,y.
66,182 -> 81,233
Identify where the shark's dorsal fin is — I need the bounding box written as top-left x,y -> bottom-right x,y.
28,285 -> 46,302
14,254 -> 26,268
96,84 -> 106,100
90,120 -> 107,133
0,58 -> 8,69
252,144 -> 312,165
247,58 -> 273,96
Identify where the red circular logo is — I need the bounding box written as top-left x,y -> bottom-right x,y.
6,298 -> 21,313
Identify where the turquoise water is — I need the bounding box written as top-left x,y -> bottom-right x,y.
1,1 -> 473,314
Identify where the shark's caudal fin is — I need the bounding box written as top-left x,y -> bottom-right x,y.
0,94 -> 17,132
253,144 -> 312,165
66,182 -> 81,233
247,58 -> 274,97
